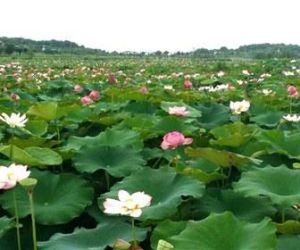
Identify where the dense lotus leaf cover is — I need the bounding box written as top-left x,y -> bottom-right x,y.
0,56 -> 299,248
233,165 -> 300,207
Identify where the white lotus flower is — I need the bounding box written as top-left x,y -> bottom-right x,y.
230,100 -> 250,114
283,114 -> 300,122
242,70 -> 250,76
164,85 -> 174,91
217,71 -> 225,77
261,89 -> 273,96
283,71 -> 295,76
0,113 -> 28,128
0,164 -> 30,190
103,190 -> 152,218
168,106 -> 189,116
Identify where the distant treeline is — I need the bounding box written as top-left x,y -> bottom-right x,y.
1,37 -> 300,59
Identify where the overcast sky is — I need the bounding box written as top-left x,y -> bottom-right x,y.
0,0 -> 299,52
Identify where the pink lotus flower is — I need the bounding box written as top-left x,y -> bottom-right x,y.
80,96 -> 93,106
10,93 -> 20,101
183,79 -> 193,89
108,74 -> 117,85
287,85 -> 299,97
74,84 -> 83,93
161,131 -> 193,150
168,106 -> 189,116
103,190 -> 152,218
139,86 -> 148,94
0,164 -> 30,190
89,90 -> 100,101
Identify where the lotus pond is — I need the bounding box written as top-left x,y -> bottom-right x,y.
0,56 -> 300,249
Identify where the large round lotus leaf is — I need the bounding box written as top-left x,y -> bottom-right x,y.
28,102 -> 59,120
250,111 -> 283,127
151,220 -> 187,249
276,235 -> 300,250
249,103 -> 283,127
67,127 -> 143,151
275,220 -> 300,234
38,220 -> 148,250
0,145 -> 62,166
168,212 -> 276,250
74,145 -> 145,177
181,189 -> 276,222
196,103 -> 230,129
100,167 -> 204,220
154,116 -> 197,134
257,130 -> 300,159
210,122 -> 258,147
185,147 -> 261,168
233,165 -> 300,207
25,119 -> 48,136
0,216 -> 14,238
0,170 -> 94,225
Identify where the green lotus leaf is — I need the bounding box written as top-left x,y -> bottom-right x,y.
275,220 -> 300,234
276,235 -> 300,250
256,130 -> 300,159
151,220 -> 187,249
94,101 -> 129,113
28,102 -> 78,121
0,170 -> 94,225
24,147 -> 62,166
67,127 -> 143,151
65,106 -> 93,123
249,103 -> 283,127
185,147 -> 261,168
0,145 -> 62,166
181,189 -> 276,222
25,119 -> 48,136
0,216 -> 14,238
100,167 -> 204,220
168,212 -> 276,250
27,102 -> 59,120
0,145 -> 53,166
154,116 -> 197,134
38,219 -> 148,250
176,159 -> 224,183
196,103 -> 230,129
74,145 -> 145,177
233,165 -> 300,207
210,122 -> 258,147
124,101 -> 157,114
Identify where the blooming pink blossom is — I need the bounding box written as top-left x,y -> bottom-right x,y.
108,74 -> 117,85
10,93 -> 20,101
139,86 -> 148,94
89,90 -> 100,101
103,190 -> 152,218
80,96 -> 93,106
287,85 -> 299,97
168,106 -> 189,116
161,131 -> 193,150
74,84 -> 83,93
183,79 -> 193,89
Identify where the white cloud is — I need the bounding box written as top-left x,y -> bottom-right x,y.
0,0 -> 299,52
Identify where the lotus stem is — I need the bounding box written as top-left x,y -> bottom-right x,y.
131,218 -> 137,247
13,189 -> 22,250
105,172 -> 110,190
28,190 -> 37,250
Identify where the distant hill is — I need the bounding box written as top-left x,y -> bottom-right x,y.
1,37 -> 300,58
0,37 -> 108,55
